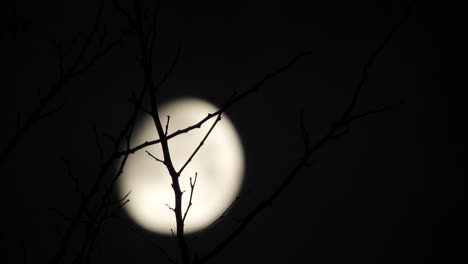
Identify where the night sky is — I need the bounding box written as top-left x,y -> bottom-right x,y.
1,0 -> 465,263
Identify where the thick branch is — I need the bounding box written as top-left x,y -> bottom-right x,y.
128,1 -> 190,263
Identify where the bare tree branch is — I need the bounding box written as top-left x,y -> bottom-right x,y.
349,100 -> 405,123
147,0 -> 161,63
37,104 -> 65,121
0,0 -> 131,168
114,49 -> 312,159
49,1 -> 172,262
178,113 -> 222,176
340,1 -> 415,121
198,2 -> 414,262
50,50 -> 147,264
61,157 -> 85,201
190,197 -> 239,243
69,0 -> 105,73
197,152 -> 310,264
183,172 -> 198,223
111,0 -> 137,29
121,220 -> 178,264
71,27 -> 133,77
166,203 -> 175,211
164,115 -> 170,136
41,1 -> 413,263
124,1 -> 193,262
146,150 -> 165,164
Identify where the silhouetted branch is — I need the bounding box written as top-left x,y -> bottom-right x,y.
102,132 -> 117,147
340,1 -> 415,121
183,172 -> 198,223
107,191 -> 131,218
71,142 -> 135,264
349,100 -> 404,123
198,153 -> 310,264
114,110 -> 220,158
164,115 -> 170,136
198,3 -> 413,262
112,0 -> 137,29
52,117 -> 138,264
146,150 -> 165,164
61,157 -> 85,200
147,0 -> 161,62
69,0 -> 105,72
114,49 -> 312,159
124,1 -> 192,262
49,208 -> 75,222
51,40 -> 66,76
190,197 -> 239,242
178,113 -> 222,175
166,203 -> 175,211
153,44 -> 182,92
106,10 -> 316,261
0,0 -> 131,168
48,1 -> 169,261
37,104 -> 65,121
40,1 -> 414,263
121,220 -> 177,264
50,49 -> 147,264
72,27 -> 133,77
74,86 -> 147,257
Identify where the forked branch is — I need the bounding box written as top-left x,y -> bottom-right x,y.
197,2 -> 414,263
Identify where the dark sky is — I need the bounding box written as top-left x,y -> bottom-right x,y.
1,0 -> 464,263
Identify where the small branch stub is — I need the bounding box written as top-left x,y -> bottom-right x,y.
164,115 -> 170,136
146,150 -> 165,164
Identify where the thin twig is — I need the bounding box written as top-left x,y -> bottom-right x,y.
164,115 -> 170,136
37,104 -> 65,121
183,172 -> 198,222
121,219 -> 177,264
0,0 -> 130,168
146,150 -> 165,164
166,203 -> 175,211
111,0 -> 137,28
190,197 -> 239,242
69,0 -> 105,73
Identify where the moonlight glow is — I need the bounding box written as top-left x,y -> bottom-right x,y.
118,97 -> 245,235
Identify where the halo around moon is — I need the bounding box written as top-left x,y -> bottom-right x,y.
117,97 -> 245,235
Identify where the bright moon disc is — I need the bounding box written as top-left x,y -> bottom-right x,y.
118,97 -> 244,235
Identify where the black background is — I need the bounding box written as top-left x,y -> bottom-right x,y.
1,0 -> 465,263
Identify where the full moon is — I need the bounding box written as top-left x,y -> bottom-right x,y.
117,97 -> 245,235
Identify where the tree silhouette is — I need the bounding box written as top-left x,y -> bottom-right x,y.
2,0 -> 453,263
